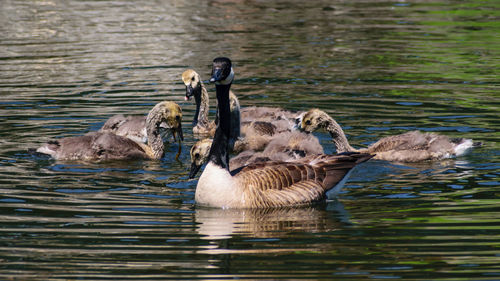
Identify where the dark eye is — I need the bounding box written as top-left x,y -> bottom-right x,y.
175,115 -> 181,121
305,120 -> 311,125
195,153 -> 200,158
191,77 -> 195,81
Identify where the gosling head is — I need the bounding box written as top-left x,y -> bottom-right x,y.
146,101 -> 184,142
189,138 -> 213,179
182,69 -> 202,101
300,108 -> 330,133
210,57 -> 234,85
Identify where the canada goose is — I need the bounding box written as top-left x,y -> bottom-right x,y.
194,57 -> 373,208
189,130 -> 324,177
300,108 -> 481,162
36,101 -> 183,161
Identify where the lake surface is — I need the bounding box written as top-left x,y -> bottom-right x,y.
0,0 -> 499,280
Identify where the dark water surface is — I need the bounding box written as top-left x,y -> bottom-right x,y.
1,0 -> 499,280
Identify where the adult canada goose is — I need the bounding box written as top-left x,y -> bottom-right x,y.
36,101 -> 183,161
194,57 -> 373,208
300,108 -> 481,162
189,130 -> 324,177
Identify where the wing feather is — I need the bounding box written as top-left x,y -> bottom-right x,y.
233,153 -> 373,208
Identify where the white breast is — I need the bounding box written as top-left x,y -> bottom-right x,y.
195,162 -> 241,208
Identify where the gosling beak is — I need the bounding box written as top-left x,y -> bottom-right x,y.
185,85 -> 194,101
159,121 -> 183,142
189,162 -> 202,179
299,126 -> 312,134
168,123 -> 183,142
297,123 -> 305,132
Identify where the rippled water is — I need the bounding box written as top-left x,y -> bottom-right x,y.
1,0 -> 499,280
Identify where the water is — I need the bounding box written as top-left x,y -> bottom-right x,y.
1,0 -> 499,280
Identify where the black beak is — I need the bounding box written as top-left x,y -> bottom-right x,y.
189,162 -> 202,179
185,85 -> 194,100
210,67 -> 224,83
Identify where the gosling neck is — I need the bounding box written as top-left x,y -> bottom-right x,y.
324,115 -> 357,153
146,111 -> 166,160
228,91 -> 241,149
193,82 -> 211,129
208,83 -> 231,170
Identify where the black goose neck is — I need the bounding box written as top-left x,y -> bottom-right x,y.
208,83 -> 232,170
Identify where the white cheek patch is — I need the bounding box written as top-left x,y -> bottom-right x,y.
218,68 -> 234,85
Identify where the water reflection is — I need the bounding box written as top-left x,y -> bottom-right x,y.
196,201 -> 350,241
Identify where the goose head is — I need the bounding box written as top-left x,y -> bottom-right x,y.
300,108 -> 331,133
210,57 -> 234,85
146,101 -> 184,146
189,138 -> 213,178
182,69 -> 202,101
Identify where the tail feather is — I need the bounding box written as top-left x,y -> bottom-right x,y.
473,141 -> 483,147
27,148 -> 51,158
34,140 -> 60,157
312,153 -> 374,191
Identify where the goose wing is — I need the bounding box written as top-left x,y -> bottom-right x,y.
232,153 -> 373,208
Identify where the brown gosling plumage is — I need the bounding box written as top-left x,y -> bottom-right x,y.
240,106 -> 303,129
100,114 -> 148,144
36,101 -> 183,161
195,57 -> 374,208
231,130 -> 324,168
300,108 -> 481,162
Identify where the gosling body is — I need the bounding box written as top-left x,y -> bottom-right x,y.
37,101 -> 183,161
300,108 -> 480,162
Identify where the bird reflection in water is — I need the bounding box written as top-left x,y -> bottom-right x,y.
195,200 -> 351,241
